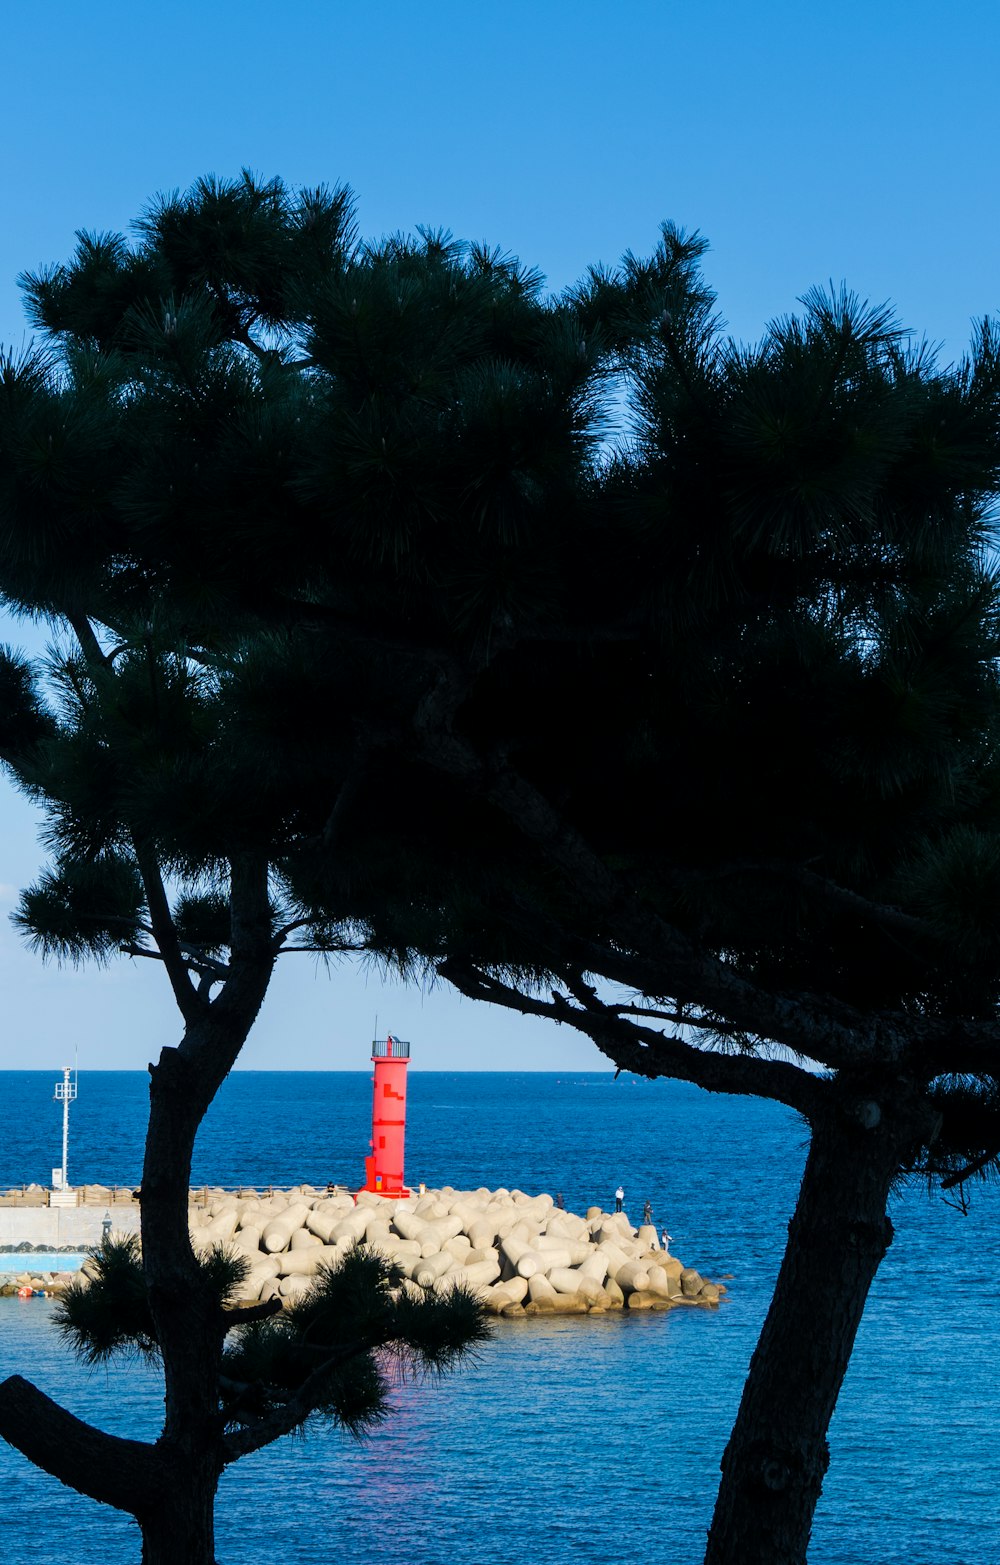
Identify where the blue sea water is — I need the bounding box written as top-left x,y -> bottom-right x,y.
0,1253 -> 86,1272
0,1069 -> 997,1564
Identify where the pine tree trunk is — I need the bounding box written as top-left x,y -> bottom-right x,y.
703,1100 -> 911,1565
135,854 -> 276,1560
138,1463 -> 221,1565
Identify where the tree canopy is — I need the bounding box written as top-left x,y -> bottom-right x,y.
1,171 -> 999,1565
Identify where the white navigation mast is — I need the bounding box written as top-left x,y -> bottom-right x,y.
53,1065 -> 77,1191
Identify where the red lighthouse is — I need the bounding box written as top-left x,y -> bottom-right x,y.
362,1034 -> 411,1197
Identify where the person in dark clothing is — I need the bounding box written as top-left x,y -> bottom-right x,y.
643,1199 -> 653,1225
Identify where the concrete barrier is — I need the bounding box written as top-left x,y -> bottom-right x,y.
262,1203 -> 311,1253
0,1184 -> 722,1321
0,1207 -> 140,1248
276,1245 -> 341,1276
415,1251 -> 455,1288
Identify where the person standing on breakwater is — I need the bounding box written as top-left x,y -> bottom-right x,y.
643,1199 -> 653,1225
615,1185 -> 624,1213
661,1230 -> 672,1253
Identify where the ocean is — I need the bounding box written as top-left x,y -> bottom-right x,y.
0,1070 -> 997,1563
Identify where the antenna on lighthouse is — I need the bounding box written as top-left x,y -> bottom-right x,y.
53,1065 -> 77,1194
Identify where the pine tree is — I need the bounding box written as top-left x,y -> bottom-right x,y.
0,616 -> 491,1563
403,277 -> 1000,1563
0,172 -> 601,1565
2,172 -> 999,1564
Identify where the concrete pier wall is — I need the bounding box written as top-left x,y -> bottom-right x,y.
0,1207 -> 140,1248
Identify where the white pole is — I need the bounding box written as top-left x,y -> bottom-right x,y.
53,1066 -> 78,1191
61,1068 -> 70,1188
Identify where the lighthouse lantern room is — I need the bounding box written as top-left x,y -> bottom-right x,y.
362,1035 -> 411,1197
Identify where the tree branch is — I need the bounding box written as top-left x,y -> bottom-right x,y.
64,612 -> 112,672
275,942 -> 367,956
0,1375 -> 161,1515
939,1148 -> 1000,1191
222,1296 -> 284,1328
907,1015 -> 1000,1078
121,939 -> 230,981
682,858 -> 934,945
221,1333 -> 380,1462
231,324 -> 268,363
188,853 -> 276,1069
131,840 -> 205,1024
439,957 -> 825,1116
417,721 -> 914,1070
611,1001 -> 746,1036
412,726 -> 1000,1080
271,916 -> 314,949
427,688 -> 994,1082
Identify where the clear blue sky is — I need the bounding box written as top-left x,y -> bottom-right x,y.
1,0 -> 997,1069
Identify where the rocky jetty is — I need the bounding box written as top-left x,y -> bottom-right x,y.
0,1265 -> 81,1298
184,1185 -> 725,1316
1,1185 -> 725,1314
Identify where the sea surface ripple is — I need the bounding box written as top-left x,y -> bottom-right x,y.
0,1070 -> 996,1563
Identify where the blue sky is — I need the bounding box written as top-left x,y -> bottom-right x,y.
1,0 -> 998,1069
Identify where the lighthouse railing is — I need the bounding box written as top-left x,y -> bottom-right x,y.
371,1037 -> 410,1060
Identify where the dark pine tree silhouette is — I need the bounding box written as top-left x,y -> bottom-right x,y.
0,607 -> 492,1564
1,172 -> 999,1564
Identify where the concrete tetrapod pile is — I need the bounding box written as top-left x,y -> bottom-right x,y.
185,1186 -> 725,1316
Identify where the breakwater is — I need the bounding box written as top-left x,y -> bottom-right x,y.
187,1183 -> 724,1314
1,1183 -> 724,1312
